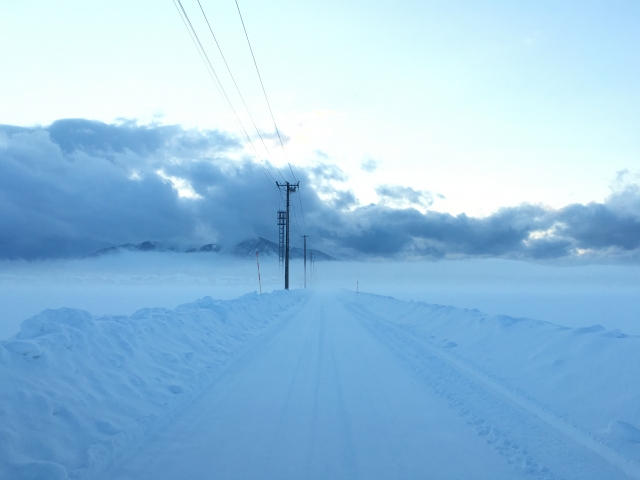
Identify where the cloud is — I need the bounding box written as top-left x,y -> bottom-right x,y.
309,163 -> 348,183
257,128 -> 290,146
556,202 -> 640,251
0,120 -> 268,258
376,185 -> 434,209
306,163 -> 356,210
361,158 -> 378,173
2,118 -> 640,262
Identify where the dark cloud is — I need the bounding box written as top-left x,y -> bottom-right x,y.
0,120 -> 259,258
47,119 -> 174,156
2,118 -> 640,262
556,203 -> 640,251
331,190 -> 359,210
320,194 -> 640,261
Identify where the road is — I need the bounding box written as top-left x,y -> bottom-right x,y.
112,290 -> 635,480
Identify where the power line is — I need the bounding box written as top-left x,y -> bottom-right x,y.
290,200 -> 301,236
197,0 -> 287,183
234,0 -> 308,232
176,0 -> 307,236
297,188 -> 307,231
176,1 -> 246,141
173,0 -> 283,200
234,1 -> 293,175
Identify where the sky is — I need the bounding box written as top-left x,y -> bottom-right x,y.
1,1 -> 640,260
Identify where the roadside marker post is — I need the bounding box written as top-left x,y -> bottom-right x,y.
256,250 -> 262,294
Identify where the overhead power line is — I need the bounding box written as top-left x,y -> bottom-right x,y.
234,1 -> 289,162
296,186 -> 307,232
173,0 -> 283,200
196,0 -> 286,183
234,0 -> 308,232
175,0 -> 308,239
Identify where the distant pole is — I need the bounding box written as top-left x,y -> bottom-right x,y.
255,250 -> 262,294
302,235 -> 309,288
309,251 -> 313,286
356,280 -> 358,294
277,210 -> 286,271
276,181 -> 299,290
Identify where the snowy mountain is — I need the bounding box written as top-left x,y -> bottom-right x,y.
90,238 -> 335,260
89,240 -> 190,256
232,237 -> 336,261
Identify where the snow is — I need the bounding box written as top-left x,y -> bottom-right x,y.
2,284 -> 640,478
347,292 -> 640,477
0,291 -> 305,479
0,252 -> 285,340
315,258 -> 640,335
3,253 -> 640,478
3,254 -> 640,340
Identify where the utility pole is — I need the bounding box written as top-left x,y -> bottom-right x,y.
277,210 -> 286,271
301,235 -> 309,288
276,181 -> 299,290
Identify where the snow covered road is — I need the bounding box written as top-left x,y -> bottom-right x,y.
113,291 -> 516,479
111,291 -> 637,480
4,289 -> 640,479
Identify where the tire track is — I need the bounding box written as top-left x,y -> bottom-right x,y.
304,302 -> 326,477
342,296 -> 639,480
326,305 -> 359,478
266,302 -> 320,468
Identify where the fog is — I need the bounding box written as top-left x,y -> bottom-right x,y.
2,253 -> 640,339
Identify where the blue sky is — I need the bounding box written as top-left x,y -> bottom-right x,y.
1,1 -> 640,259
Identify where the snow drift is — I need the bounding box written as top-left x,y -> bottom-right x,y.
0,291 -> 306,479
351,293 -> 640,459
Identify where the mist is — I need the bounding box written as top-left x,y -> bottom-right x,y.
2,253 -> 640,340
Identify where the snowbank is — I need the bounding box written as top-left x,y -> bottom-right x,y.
353,292 -> 640,459
0,291 -> 305,480
0,252 -> 282,339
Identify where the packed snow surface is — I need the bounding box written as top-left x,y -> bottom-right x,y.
2,289 -> 640,479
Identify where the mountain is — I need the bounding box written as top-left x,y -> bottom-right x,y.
88,238 -> 334,260
231,237 -> 335,261
89,241 -> 220,257
186,243 -> 222,253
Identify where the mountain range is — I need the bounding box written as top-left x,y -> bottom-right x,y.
89,238 -> 336,261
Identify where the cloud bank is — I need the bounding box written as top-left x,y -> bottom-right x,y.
1,119 -> 639,262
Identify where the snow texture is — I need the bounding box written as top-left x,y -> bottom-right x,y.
2,289 -> 640,479
0,291 -> 305,479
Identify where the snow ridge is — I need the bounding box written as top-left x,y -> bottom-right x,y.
0,290 -> 305,480
343,292 -> 640,478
